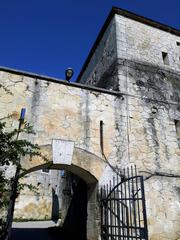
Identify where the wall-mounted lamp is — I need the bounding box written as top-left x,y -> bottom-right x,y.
65,68 -> 74,82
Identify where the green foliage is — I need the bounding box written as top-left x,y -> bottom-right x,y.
0,118 -> 47,236
0,121 -> 42,168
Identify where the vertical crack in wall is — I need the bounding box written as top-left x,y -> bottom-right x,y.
146,117 -> 161,169
114,97 -> 128,166
80,91 -> 91,151
30,79 -> 42,141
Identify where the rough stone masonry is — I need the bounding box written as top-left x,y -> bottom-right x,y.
0,7 -> 180,240
77,7 -> 180,240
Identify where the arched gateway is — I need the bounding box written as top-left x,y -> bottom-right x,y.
20,143 -> 106,240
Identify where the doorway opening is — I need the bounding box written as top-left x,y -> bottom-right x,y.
12,163 -> 97,240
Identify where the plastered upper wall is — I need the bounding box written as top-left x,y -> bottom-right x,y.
1,68 -> 180,239
115,14 -> 180,71
79,17 -> 117,86
78,10 -> 180,88
14,169 -> 62,220
0,69 -> 179,177
0,69 -> 119,183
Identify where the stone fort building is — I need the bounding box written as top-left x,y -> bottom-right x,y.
0,7 -> 180,240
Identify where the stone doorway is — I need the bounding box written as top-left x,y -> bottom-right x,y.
61,175 -> 87,239
13,162 -> 99,240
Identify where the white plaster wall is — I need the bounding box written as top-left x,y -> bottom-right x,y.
115,14 -> 180,71
0,67 -> 179,239
14,170 -> 62,220
0,70 -> 117,182
80,17 -> 117,85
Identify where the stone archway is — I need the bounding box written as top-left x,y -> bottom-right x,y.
20,145 -> 106,240
22,145 -> 106,183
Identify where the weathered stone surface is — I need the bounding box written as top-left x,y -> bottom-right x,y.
0,70 -> 115,239
77,10 -> 180,240
1,8 -> 180,240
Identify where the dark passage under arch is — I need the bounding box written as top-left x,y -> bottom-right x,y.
61,178 -> 87,240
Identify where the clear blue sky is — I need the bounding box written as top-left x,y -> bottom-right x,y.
0,0 -> 179,81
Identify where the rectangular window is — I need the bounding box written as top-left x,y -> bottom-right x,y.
41,168 -> 50,174
177,42 -> 180,46
175,120 -> 180,147
162,52 -> 169,65
175,120 -> 180,137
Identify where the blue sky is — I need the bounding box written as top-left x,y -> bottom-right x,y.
0,0 -> 179,81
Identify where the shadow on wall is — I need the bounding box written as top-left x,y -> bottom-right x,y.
10,227 -> 66,240
62,178 -> 87,240
51,188 -> 59,221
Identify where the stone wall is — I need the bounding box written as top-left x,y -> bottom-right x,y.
79,17 -> 117,87
14,169 -> 62,221
79,10 -> 180,91
0,14 -> 180,238
0,68 -> 118,239
77,11 -> 180,240
119,63 -> 180,239
0,70 -> 116,161
115,14 -> 180,71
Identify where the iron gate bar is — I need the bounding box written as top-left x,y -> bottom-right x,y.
113,177 -> 116,238
127,167 -> 133,238
100,166 -> 148,240
131,166 -> 138,239
106,202 -> 129,226
104,226 -> 147,230
140,175 -> 148,240
105,176 -> 143,199
120,179 -> 124,239
109,180 -> 113,238
135,167 -> 142,238
124,168 -> 130,238
102,197 -> 143,201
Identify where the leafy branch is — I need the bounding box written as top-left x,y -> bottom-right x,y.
0,118 -> 48,239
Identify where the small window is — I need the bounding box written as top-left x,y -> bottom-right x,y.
176,42 -> 180,46
175,120 -> 180,138
41,168 -> 50,174
60,170 -> 66,178
175,120 -> 180,147
162,52 -> 169,65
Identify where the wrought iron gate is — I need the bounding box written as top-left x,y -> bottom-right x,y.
100,166 -> 148,240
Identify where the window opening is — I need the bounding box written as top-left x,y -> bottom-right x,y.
175,120 -> 180,147
162,52 -> 169,65
41,168 -> 50,174
175,120 -> 180,137
176,42 -> 180,46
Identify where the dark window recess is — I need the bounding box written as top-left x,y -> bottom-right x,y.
177,42 -> 180,46
175,120 -> 180,137
92,71 -> 97,84
175,120 -> 180,147
162,52 -> 169,65
42,168 -> 50,174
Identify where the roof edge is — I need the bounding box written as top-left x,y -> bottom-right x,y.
112,7 -> 179,35
0,65 -> 122,96
76,7 -> 180,82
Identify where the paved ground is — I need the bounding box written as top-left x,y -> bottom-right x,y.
12,220 -> 57,229
10,221 -> 64,240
